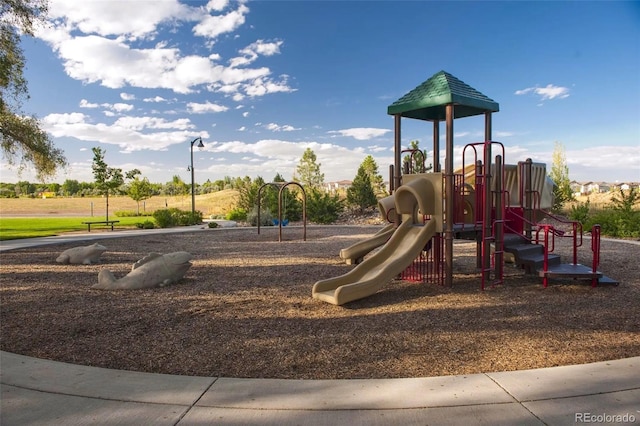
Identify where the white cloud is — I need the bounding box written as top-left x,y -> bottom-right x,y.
229,39 -> 283,67
42,112 -> 205,152
80,100 -> 134,113
243,75 -> 296,97
79,99 -> 99,108
35,2 -> 293,98
367,145 -> 391,153
515,84 -> 570,101
193,3 -> 249,40
143,96 -> 169,103
113,116 -> 194,131
187,101 -> 229,114
120,92 -> 135,101
47,0 -> 191,39
111,103 -> 133,112
265,123 -> 299,132
328,128 -> 391,140
197,139 -> 394,181
44,112 -> 88,125
206,0 -> 230,13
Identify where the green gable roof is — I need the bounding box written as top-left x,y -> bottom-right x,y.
387,71 -> 499,120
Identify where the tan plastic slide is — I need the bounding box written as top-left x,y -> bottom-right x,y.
313,174 -> 443,305
339,223 -> 395,265
339,194 -> 397,264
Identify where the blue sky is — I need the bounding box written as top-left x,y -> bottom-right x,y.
3,0 -> 639,185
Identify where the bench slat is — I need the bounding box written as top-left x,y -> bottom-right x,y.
81,220 -> 120,232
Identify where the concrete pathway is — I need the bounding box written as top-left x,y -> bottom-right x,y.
1,228 -> 639,425
2,352 -> 638,425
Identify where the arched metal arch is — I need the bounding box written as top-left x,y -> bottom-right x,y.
257,182 -> 307,242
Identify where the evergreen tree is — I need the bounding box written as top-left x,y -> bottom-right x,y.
237,176 -> 263,213
347,164 -> 378,213
361,155 -> 387,197
271,173 -> 301,221
402,140 -> 431,173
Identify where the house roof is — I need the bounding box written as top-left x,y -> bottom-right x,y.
387,70 -> 499,121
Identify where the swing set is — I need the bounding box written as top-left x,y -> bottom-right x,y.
257,182 -> 307,241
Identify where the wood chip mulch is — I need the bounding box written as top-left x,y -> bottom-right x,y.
1,225 -> 638,379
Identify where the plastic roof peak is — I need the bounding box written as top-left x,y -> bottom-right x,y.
387,70 -> 499,121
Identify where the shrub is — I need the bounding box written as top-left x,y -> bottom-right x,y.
307,187 -> 344,224
114,210 -> 151,217
208,221 -> 219,229
153,209 -> 175,228
226,208 -> 247,221
568,199 -> 590,225
586,209 -> 640,238
152,208 -> 203,228
176,210 -> 203,226
135,220 -> 155,229
247,206 -> 274,227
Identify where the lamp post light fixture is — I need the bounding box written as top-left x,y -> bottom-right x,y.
188,137 -> 205,215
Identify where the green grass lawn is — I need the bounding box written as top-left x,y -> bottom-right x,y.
0,217 -> 152,240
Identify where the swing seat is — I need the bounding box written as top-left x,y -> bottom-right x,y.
272,219 -> 279,226
282,219 -> 289,226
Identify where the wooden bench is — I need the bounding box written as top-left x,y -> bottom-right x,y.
81,220 -> 120,232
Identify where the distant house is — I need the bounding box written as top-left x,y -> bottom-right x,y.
323,180 -> 352,192
584,182 -> 598,193
571,181 -> 638,195
582,182 -> 611,194
570,181 -> 584,195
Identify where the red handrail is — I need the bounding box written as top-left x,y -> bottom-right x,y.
591,225 -> 601,287
538,224 -> 554,288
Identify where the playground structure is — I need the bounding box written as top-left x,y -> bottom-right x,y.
257,181 -> 307,242
314,70 -> 616,305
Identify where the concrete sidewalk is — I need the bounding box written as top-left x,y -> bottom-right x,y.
1,352 -> 638,425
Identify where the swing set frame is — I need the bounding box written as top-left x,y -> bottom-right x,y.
257,182 -> 307,241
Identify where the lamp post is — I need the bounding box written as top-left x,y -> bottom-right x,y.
188,137 -> 205,215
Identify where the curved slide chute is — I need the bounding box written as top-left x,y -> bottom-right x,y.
339,195 -> 396,264
313,175 -> 442,306
339,223 -> 395,265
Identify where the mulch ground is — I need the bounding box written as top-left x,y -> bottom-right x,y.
1,225 -> 638,379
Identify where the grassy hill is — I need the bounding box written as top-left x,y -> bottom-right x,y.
0,189 -> 240,218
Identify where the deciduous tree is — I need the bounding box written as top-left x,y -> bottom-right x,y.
1,0 -> 67,180
549,141 -> 573,212
126,169 -> 153,215
91,147 -> 124,221
295,148 -> 324,188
